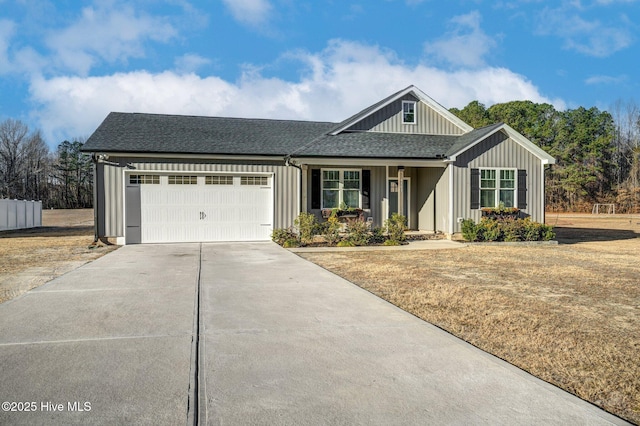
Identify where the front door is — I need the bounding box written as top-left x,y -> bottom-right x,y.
388,178 -> 409,223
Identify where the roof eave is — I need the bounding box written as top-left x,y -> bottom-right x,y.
291,155 -> 447,167
80,151 -> 289,162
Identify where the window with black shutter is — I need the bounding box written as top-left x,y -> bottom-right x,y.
517,169 -> 527,209
472,168 -> 520,209
470,168 -> 480,209
311,169 -> 321,209
362,170 -> 370,209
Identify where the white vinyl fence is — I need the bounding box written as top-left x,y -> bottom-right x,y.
0,199 -> 42,231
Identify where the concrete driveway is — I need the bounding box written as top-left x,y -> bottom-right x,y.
0,243 -> 629,425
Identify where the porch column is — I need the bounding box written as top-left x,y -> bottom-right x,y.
300,164 -> 308,213
397,166 -> 405,218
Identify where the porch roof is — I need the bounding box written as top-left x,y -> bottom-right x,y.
293,132 -> 458,159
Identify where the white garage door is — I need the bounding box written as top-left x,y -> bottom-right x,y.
138,174 -> 273,243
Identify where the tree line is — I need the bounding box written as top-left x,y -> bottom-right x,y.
0,119 -> 92,209
450,100 -> 640,212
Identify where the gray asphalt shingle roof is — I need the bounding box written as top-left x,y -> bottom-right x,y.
83,112 -> 501,160
83,112 -> 336,156
445,123 -> 504,156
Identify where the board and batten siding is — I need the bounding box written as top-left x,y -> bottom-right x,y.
452,132 -> 545,232
416,167 -> 447,232
346,96 -> 466,135
96,157 -> 299,239
435,166 -> 450,233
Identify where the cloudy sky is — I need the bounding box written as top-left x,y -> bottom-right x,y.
0,0 -> 638,147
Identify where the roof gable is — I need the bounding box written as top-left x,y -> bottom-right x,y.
446,123 -> 556,165
328,85 -> 473,136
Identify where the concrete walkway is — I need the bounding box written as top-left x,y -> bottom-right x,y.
0,242 -> 629,425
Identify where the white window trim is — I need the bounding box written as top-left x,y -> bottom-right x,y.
402,101 -> 417,125
479,167 -> 518,208
321,168 -> 362,209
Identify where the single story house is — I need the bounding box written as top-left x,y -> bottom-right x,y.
82,85 -> 556,244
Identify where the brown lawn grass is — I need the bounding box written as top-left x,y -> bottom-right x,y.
0,209 -> 117,303
298,214 -> 640,424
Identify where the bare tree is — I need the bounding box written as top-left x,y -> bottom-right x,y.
0,119 -> 30,199
22,130 -> 51,202
611,99 -> 640,212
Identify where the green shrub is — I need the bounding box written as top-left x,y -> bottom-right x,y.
345,219 -> 370,246
337,240 -> 355,247
383,239 -> 400,246
461,218 -> 479,242
481,218 -> 502,241
501,218 -> 522,242
369,226 -> 386,244
541,224 -> 555,241
282,238 -> 300,248
294,212 -> 318,245
385,213 -> 407,244
522,218 -> 541,241
271,227 -> 299,246
323,215 -> 342,246
460,217 -> 555,242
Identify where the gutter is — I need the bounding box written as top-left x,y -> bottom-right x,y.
91,154 -> 99,244
284,155 -> 304,217
89,153 -> 115,246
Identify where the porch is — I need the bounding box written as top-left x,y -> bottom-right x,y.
300,164 -> 449,233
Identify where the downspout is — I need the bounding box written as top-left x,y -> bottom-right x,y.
385,165 -> 389,222
543,163 -> 551,224
284,155 -> 303,219
448,161 -> 454,236
90,153 -> 114,246
90,153 -> 100,245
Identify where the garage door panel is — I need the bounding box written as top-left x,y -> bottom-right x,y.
136,174 -> 273,243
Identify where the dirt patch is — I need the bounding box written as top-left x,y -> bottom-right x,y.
298,214 -> 640,424
0,209 -> 118,303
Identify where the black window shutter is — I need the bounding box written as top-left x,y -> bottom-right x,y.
517,169 -> 527,210
470,168 -> 480,210
362,170 -> 371,209
311,169 -> 321,209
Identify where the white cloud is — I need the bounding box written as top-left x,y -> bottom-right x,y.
565,26 -> 633,57
29,71 -> 236,142
0,19 -> 16,74
46,5 -> 177,75
424,11 -> 498,68
0,19 -> 48,77
221,0 -> 272,27
536,5 -> 633,57
29,40 -> 564,145
584,74 -> 627,85
174,54 -> 212,74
